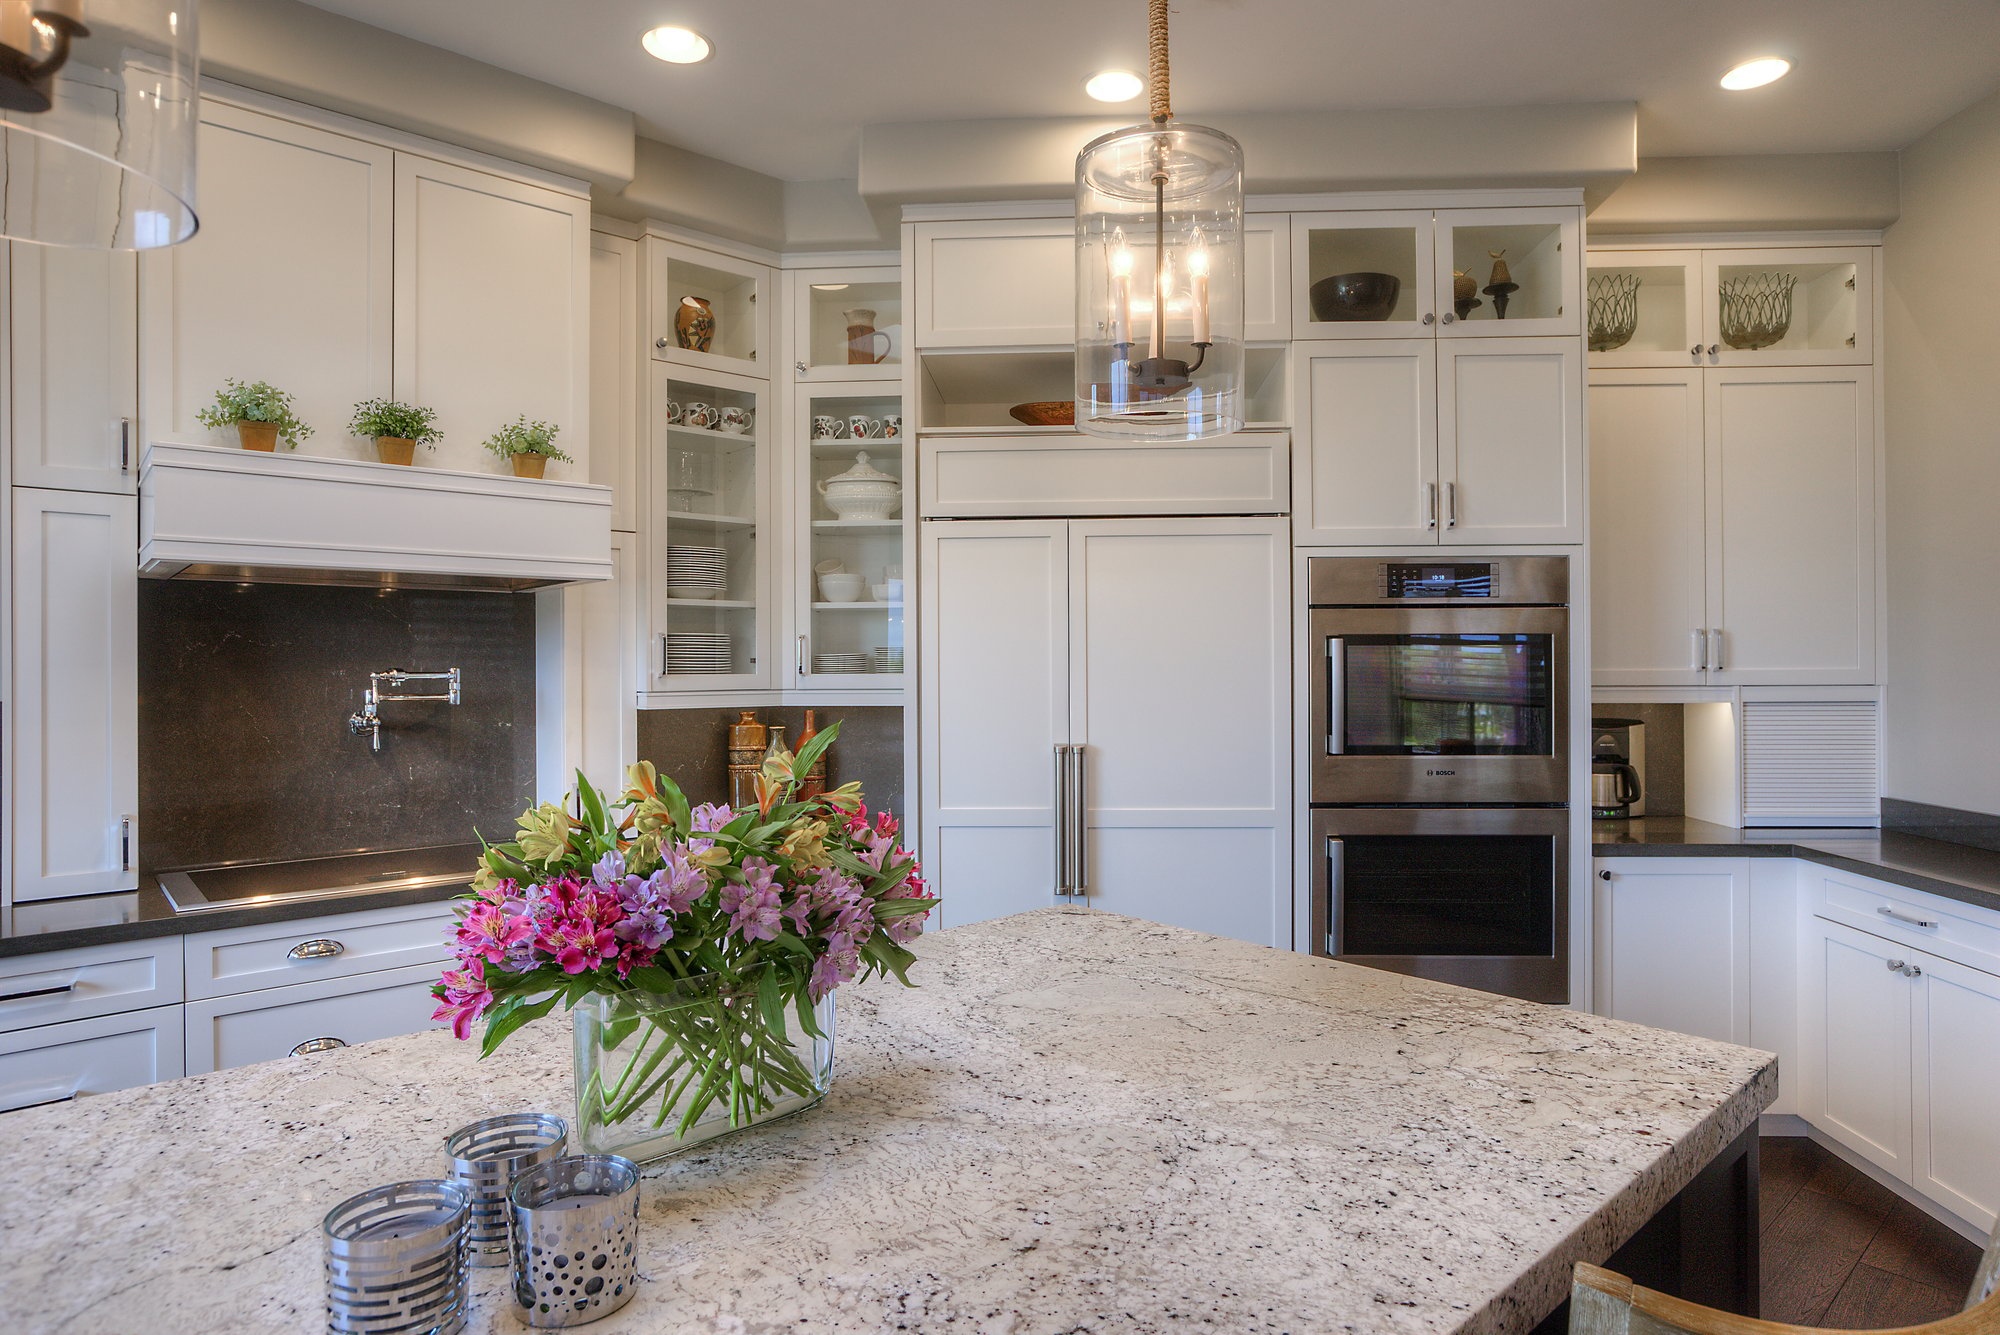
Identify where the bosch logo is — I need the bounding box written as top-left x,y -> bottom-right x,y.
1426,769 -> 1457,776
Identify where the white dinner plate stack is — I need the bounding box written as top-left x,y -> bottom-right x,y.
811,651 -> 871,674
665,545 -> 726,600
872,648 -> 904,674
667,633 -> 733,674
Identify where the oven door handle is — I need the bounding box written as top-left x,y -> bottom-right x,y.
1324,637 -> 1346,756
1326,836 -> 1346,957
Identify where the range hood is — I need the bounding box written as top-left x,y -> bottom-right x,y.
139,442 -> 612,591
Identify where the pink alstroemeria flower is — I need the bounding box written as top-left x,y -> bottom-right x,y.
431,962 -> 493,1040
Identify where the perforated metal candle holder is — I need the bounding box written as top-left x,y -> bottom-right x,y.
444,1112 -> 568,1266
323,1179 -> 471,1335
508,1154 -> 641,1328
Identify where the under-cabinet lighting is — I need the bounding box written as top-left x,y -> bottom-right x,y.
642,25 -> 712,64
1720,57 -> 1790,90
1084,69 -> 1144,103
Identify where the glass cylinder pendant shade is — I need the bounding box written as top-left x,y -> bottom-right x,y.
1075,120 -> 1244,440
0,0 -> 199,248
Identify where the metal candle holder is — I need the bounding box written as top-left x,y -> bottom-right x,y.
323,1179 -> 471,1335
444,1112 -> 568,1267
508,1155 -> 642,1328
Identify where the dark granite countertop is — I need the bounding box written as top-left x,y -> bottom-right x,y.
1593,817 -> 2000,915
0,880 -> 467,960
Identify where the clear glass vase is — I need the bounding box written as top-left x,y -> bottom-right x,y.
571,971 -> 835,1164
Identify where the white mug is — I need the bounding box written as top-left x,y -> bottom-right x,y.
847,415 -> 882,440
663,400 -> 683,424
811,416 -> 846,440
683,402 -> 718,429
881,415 -> 902,439
719,406 -> 752,435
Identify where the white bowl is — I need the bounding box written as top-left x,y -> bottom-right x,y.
869,584 -> 890,602
818,573 -> 867,602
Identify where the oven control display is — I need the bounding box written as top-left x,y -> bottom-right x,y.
1384,564 -> 1493,598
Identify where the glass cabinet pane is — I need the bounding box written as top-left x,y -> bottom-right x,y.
1300,218 -> 1426,329
1713,256 -> 1858,356
803,389 -> 905,680
1445,218 -> 1567,324
657,371 -> 762,680
802,278 -> 902,374
1586,259 -> 1690,358
654,246 -> 762,369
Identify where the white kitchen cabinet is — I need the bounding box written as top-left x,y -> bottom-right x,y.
791,265 -> 903,381
8,488 -> 137,902
182,901 -> 456,1000
648,237 -> 770,379
1588,369 -> 1707,685
793,381 -> 908,689
395,153 -> 591,476
0,936 -> 182,1034
1912,953 -> 2000,1230
1584,250 -> 1704,369
590,231 -> 642,531
1705,367 -> 1876,685
7,243 -> 137,492
1592,858 -> 1751,1046
1702,247 -> 1873,367
185,961 -> 446,1074
0,1004 -> 185,1112
577,532 -> 638,784
920,517 -> 1290,946
1806,915 -> 1918,1180
140,97 -> 395,456
1293,338 -> 1580,545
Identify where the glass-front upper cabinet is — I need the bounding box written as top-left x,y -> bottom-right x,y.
791,266 -> 902,381
1585,249 -> 1702,367
1291,210 -> 1437,339
1433,207 -> 1580,337
1701,246 -> 1871,366
793,384 -> 907,689
646,364 -> 771,691
648,237 -> 769,380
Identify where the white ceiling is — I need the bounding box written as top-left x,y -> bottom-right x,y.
302,0 -> 2000,182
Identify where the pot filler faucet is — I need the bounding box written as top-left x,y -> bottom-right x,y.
348,668 -> 461,753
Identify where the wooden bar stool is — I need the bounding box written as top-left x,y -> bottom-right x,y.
1572,1224 -> 2000,1335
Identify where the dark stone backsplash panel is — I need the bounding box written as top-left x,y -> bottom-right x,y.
635,707 -> 904,818
1882,797 -> 2000,854
139,581 -> 537,870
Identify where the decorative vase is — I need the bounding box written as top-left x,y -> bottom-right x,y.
512,453 -> 548,479
572,971 -> 835,1164
236,420 -> 279,452
375,435 -> 416,466
674,295 -> 715,353
727,710 -> 767,810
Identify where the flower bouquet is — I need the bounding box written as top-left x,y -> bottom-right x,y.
433,723 -> 935,1161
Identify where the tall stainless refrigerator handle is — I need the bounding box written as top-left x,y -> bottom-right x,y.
1692,628 -> 1709,672
1070,744 -> 1089,901
1325,837 -> 1345,957
1325,637 -> 1346,755
1052,744 -> 1072,898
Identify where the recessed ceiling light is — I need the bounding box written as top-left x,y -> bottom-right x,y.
642,25 -> 712,64
1085,70 -> 1144,103
1720,57 -> 1791,90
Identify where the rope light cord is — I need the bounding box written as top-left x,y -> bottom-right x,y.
1148,0 -> 1171,124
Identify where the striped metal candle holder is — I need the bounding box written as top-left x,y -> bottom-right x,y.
508,1155 -> 641,1328
323,1179 -> 471,1335
444,1112 -> 568,1266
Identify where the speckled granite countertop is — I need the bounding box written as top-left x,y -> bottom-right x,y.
1592,818 -> 2000,914
0,910 -> 1774,1335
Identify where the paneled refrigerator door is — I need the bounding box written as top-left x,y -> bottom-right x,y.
919,521 -> 1070,928
1067,519 -> 1291,948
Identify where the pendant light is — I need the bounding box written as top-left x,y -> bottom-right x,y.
0,0 -> 200,249
1075,0 -> 1243,440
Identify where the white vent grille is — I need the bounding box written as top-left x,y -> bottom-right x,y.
1741,701 -> 1880,826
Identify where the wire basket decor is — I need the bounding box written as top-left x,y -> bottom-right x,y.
1718,271 -> 1798,350
1586,272 -> 1641,352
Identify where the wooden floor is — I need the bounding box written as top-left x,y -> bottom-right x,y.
1761,1137 -> 1983,1328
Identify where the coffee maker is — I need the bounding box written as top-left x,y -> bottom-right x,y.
1590,717 -> 1646,820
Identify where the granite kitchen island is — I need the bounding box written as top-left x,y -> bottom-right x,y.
0,910 -> 1774,1335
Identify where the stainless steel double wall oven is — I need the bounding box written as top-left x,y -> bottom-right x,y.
1307,556 -> 1570,1002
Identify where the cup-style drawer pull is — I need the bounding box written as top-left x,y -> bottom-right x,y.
291,1037 -> 348,1056
1876,906 -> 1940,929
286,939 -> 346,961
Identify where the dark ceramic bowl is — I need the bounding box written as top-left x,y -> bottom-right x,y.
1310,271 -> 1401,322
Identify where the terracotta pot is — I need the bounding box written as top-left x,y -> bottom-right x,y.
374,436 -> 416,466
236,420 -> 280,452
674,295 -> 715,353
511,453 -> 548,479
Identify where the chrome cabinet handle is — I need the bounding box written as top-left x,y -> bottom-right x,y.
1877,906 -> 1940,929
1689,345 -> 1703,360
119,418 -> 133,475
1070,744 -> 1090,900
0,979 -> 76,1004
286,939 -> 345,961
794,360 -> 807,375
1692,629 -> 1709,672
121,815 -> 133,871
1440,312 -> 1457,325
1325,637 -> 1347,756
1053,745 -> 1073,898
1599,869 -> 1613,881
655,336 -> 671,350
1421,312 -> 1436,326
1326,837 -> 1346,956
1707,344 -> 1719,356
1445,481 -> 1458,528
1908,964 -> 1925,978
1709,628 -> 1724,670
1887,958 -> 1907,972
1426,482 -> 1438,530
290,1037 -> 347,1056
798,634 -> 809,677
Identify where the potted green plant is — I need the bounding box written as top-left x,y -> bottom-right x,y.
195,379 -> 313,452
483,415 -> 571,478
348,398 -> 442,466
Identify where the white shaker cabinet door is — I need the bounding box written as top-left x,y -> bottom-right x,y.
1705,367 -> 1876,685
1293,341 -> 1438,545
185,962 -> 447,1075
1588,370 -> 1708,686
589,231 -> 642,532
911,220 -> 1074,348
8,488 -> 137,901
8,242 -> 137,492
1068,519 -> 1290,948
919,521 -> 1070,928
0,1005 -> 186,1112
1912,954 -> 2000,1232
1440,337 -> 1584,544
394,154 -> 592,476
1805,916 -> 1915,1180
140,99 -> 394,457
1591,858 -> 1750,1044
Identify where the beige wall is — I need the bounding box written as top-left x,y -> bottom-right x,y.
1591,154 -> 1900,234
1882,87 -> 2000,816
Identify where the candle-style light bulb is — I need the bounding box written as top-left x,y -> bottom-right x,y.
1188,245 -> 1212,346
1109,239 -> 1134,347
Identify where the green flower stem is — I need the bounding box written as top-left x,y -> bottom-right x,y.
591,991 -> 821,1139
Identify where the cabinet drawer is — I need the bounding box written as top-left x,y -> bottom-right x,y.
185,962 -> 446,1074
184,901 -> 456,999
920,432 -> 1288,518
0,937 -> 183,1034
1813,870 -> 2000,977
0,1004 -> 186,1114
